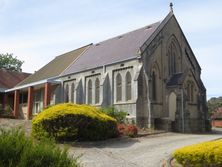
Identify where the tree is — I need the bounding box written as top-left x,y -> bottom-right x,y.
207,96 -> 222,115
0,53 -> 24,72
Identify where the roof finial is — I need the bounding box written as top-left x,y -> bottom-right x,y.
170,2 -> 173,13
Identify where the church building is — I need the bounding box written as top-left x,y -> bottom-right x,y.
1,10 -> 210,132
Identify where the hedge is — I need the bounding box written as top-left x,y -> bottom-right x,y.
32,103 -> 118,141
0,128 -> 78,167
173,139 -> 222,166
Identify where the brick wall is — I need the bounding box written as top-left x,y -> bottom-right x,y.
212,120 -> 222,127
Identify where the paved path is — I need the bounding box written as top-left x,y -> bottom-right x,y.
70,131 -> 222,167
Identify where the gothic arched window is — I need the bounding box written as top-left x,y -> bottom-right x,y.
152,71 -> 156,101
88,80 -> 92,104
71,83 -> 75,103
95,78 -> 100,104
191,84 -> 194,102
125,72 -> 132,101
187,81 -> 194,102
65,84 -> 69,102
168,42 -> 177,75
116,73 -> 122,102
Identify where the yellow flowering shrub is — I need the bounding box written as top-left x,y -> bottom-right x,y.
32,103 -> 118,141
173,139 -> 222,166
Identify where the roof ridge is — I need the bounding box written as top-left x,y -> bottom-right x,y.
60,44 -> 92,76
0,69 -> 31,75
15,44 -> 91,87
55,43 -> 93,59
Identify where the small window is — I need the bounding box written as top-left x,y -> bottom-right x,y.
191,84 -> 194,102
187,81 -> 194,102
168,42 -> 178,75
95,78 -> 100,104
126,72 -> 132,101
71,83 -> 75,103
65,84 -> 69,102
116,73 -> 122,102
88,80 -> 92,104
152,71 -> 156,101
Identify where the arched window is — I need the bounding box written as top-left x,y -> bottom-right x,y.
168,40 -> 179,76
187,81 -> 194,102
71,83 -> 75,103
152,71 -> 156,101
191,84 -> 194,102
95,78 -> 100,104
88,80 -> 92,104
116,73 -> 122,102
65,84 -> 69,102
125,72 -> 132,101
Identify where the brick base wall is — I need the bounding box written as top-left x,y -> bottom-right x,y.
212,120 -> 222,127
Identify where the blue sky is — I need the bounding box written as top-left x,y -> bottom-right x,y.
0,0 -> 221,99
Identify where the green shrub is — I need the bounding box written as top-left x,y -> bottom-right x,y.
0,128 -> 79,167
173,139 -> 222,166
32,103 -> 118,141
100,106 -> 127,123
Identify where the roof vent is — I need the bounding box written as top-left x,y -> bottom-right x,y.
145,26 -> 152,30
118,35 -> 123,39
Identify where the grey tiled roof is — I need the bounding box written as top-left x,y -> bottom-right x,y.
61,22 -> 161,75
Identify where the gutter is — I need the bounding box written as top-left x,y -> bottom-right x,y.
59,56 -> 138,79
0,88 -> 6,93
5,78 -> 61,92
5,52 -> 139,93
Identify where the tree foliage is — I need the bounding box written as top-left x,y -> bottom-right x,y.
207,96 -> 222,115
0,53 -> 24,72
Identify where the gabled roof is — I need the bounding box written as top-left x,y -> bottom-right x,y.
15,11 -> 200,90
17,45 -> 90,86
61,22 -> 161,75
0,69 -> 30,90
167,73 -> 184,87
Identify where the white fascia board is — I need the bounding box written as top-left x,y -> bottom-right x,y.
5,78 -> 61,92
0,88 -> 6,92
